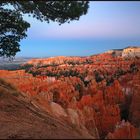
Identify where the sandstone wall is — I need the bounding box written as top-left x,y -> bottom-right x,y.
122,47 -> 140,58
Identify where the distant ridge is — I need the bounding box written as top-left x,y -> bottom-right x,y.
124,46 -> 140,49
106,46 -> 140,57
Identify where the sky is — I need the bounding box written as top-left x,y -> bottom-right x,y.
16,1 -> 140,57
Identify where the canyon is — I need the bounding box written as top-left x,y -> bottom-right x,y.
0,46 -> 140,139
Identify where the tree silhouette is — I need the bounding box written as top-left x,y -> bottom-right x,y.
0,1 -> 89,58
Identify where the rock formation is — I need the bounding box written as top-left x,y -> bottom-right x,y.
106,46 -> 140,58
0,47 -> 140,139
106,121 -> 137,139
122,46 -> 140,58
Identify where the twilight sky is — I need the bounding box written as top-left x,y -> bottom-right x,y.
17,1 -> 140,57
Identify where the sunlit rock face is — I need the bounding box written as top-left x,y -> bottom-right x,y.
122,46 -> 140,58
25,56 -> 87,67
75,79 -> 125,138
106,46 -> 140,58
0,47 -> 140,139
